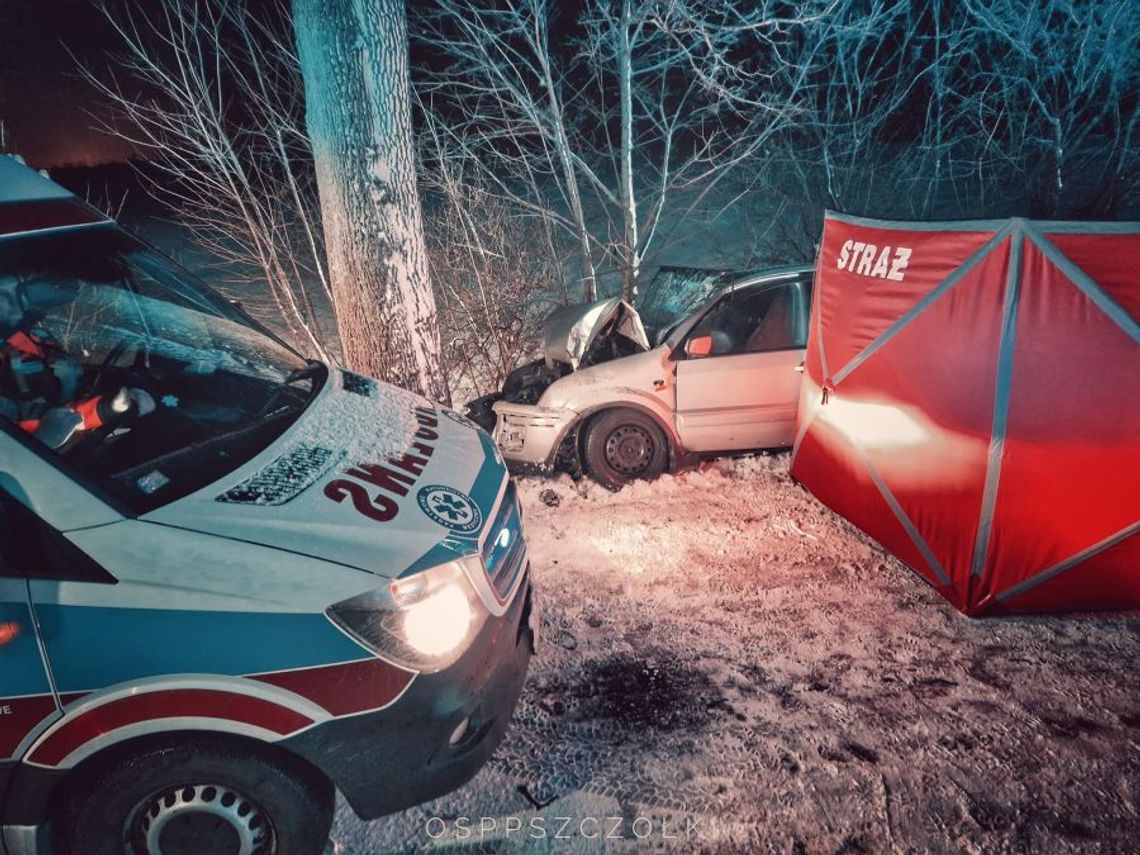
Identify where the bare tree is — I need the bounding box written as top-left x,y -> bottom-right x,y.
765,0 -> 1139,227
414,0 -> 600,301
414,0 -> 826,303
84,1 -> 334,358
424,170 -> 562,398
89,0 -> 451,400
955,0 -> 1140,217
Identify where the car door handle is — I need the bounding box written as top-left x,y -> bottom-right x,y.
794,362 -> 805,373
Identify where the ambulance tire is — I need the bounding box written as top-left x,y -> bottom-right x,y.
583,408 -> 669,490
57,735 -> 334,855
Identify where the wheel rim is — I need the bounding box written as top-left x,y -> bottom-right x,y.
603,424 -> 655,475
126,784 -> 273,855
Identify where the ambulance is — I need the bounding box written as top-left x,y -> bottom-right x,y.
0,157 -> 535,855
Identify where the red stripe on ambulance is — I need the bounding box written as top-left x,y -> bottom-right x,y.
251,657 -> 414,717
0,694 -> 57,758
27,689 -> 314,767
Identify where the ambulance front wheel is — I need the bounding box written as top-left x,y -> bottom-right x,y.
56,734 -> 334,855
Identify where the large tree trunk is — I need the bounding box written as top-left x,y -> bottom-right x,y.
293,0 -> 448,402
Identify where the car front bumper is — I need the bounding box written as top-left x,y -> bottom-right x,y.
491,402 -> 576,468
281,574 -> 536,820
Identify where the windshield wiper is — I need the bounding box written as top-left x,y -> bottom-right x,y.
257,360 -> 326,419
283,359 -> 327,388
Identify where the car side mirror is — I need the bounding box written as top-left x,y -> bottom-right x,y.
685,335 -> 713,358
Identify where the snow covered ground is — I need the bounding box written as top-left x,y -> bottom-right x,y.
328,455 -> 1140,854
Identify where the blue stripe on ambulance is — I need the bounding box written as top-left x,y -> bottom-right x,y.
400,431 -> 507,577
0,599 -> 53,697
34,604 -> 368,694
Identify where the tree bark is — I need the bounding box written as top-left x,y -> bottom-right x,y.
293,0 -> 448,402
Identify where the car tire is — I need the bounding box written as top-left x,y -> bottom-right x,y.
583,408 -> 669,490
56,735 -> 334,855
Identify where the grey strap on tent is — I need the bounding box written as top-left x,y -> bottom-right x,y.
995,521 -> 1140,603
1034,220 -> 1140,234
830,223 -> 1015,387
970,228 -> 1024,578
1023,220 -> 1140,344
824,210 -> 1011,233
789,389 -> 820,469
855,444 -> 950,586
791,287 -> 831,470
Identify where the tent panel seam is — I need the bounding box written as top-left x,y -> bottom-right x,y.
824,210 -> 1010,232
994,522 -> 1140,602
789,397 -> 821,470
1022,222 -> 1140,344
855,445 -> 951,586
970,229 -> 1024,579
823,211 -> 1140,234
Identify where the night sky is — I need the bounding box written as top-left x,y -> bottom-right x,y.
0,0 -> 136,167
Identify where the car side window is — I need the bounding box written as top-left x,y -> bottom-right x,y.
689,284 -> 798,356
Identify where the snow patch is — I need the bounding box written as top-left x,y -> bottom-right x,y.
330,453 -> 1140,853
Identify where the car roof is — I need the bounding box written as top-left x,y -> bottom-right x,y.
713,263 -> 814,297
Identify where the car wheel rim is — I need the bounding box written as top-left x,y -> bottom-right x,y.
604,424 -> 654,475
127,783 -> 272,855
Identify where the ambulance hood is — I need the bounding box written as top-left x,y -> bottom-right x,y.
142,370 -> 508,579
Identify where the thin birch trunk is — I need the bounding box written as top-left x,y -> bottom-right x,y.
617,0 -> 638,302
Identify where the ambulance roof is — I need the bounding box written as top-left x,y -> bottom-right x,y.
0,155 -> 113,240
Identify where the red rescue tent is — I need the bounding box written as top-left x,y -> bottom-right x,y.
791,212 -> 1139,615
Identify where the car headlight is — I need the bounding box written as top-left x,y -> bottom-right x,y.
326,556 -> 488,673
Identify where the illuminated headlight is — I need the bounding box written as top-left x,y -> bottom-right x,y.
326,556 -> 487,672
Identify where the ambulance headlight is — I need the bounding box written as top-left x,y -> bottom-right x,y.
326,556 -> 487,672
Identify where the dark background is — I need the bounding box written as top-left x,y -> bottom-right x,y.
0,0 -> 137,167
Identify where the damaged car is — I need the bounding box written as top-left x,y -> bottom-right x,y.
467,265 -> 814,489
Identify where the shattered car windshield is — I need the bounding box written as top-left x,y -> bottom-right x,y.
0,227 -> 321,513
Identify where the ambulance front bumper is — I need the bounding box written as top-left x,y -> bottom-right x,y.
281,574 -> 535,820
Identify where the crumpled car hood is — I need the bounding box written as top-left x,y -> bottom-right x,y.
542,297 -> 649,370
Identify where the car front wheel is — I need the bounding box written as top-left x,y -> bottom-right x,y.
583,408 -> 669,490
56,735 -> 333,855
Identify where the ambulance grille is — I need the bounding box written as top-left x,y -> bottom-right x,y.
216,444 -> 338,505
482,482 -> 527,600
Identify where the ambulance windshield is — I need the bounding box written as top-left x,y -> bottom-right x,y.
0,227 -> 322,513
